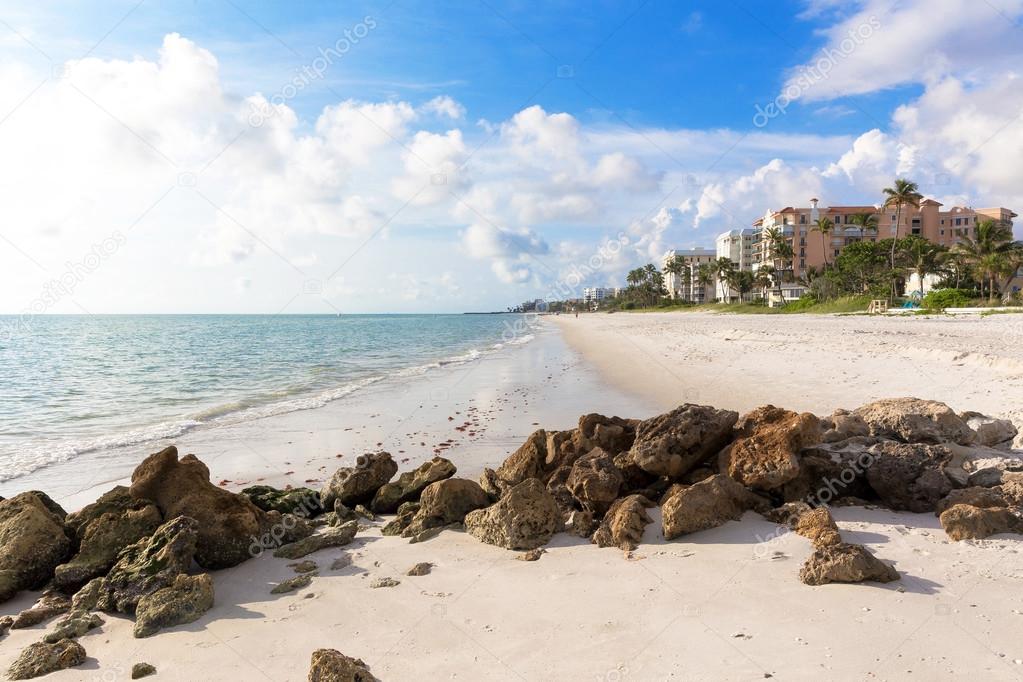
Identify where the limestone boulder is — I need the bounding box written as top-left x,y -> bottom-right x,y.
853,397 -> 974,445
464,479 -> 560,550
565,448 -> 623,516
793,507 -> 841,547
274,521 -> 358,560
12,592 -> 71,629
241,486 -> 323,517
134,573 -> 215,638
319,452 -> 398,510
943,443 -> 1023,487
370,457 -> 456,514
381,502 -> 420,537
661,474 -> 769,540
935,487 -> 1008,515
720,405 -> 821,492
94,515 -> 199,615
628,404 -> 738,478
961,412 -> 1018,447
0,492 -> 73,603
865,442 -> 956,512
308,648 -> 377,681
7,640 -> 86,680
573,413 -> 637,455
820,409 -> 870,443
592,495 -> 655,551
939,504 -> 1022,541
401,478 -> 489,539
799,543 -> 899,585
784,437 -> 880,504
43,609 -> 104,644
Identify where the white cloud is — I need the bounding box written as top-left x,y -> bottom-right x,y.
420,95 -> 465,120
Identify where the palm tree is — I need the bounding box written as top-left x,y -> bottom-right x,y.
754,266 -> 774,301
810,217 -> 836,268
713,257 -> 736,303
696,263 -> 715,303
663,256 -> 686,299
900,237 -> 947,299
761,226 -> 793,305
848,212 -> 879,240
954,219 -> 1015,301
997,243 -> 1023,303
882,179 -> 923,294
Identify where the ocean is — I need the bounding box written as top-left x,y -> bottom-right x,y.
0,314 -> 536,484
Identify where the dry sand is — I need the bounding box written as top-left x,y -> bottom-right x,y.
2,316 -> 1023,681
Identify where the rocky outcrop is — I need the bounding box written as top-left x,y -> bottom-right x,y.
401,478 -> 490,539
865,442 -> 955,512
464,479 -> 560,550
961,412 -> 1018,447
574,414 -> 636,455
12,593 -> 71,629
94,515 -> 199,615
662,474 -> 769,540
793,507 -> 841,547
274,521 -> 358,560
720,405 -> 821,492
381,502 -> 420,536
370,457 -> 456,514
0,492 -> 73,603
308,648 -> 377,681
628,404 -> 738,478
944,443 -> 1023,487
785,437 -> 879,504
820,409 -> 870,443
799,543 -> 899,585
565,448 -> 623,516
853,397 -> 974,445
43,610 -> 103,643
592,495 -> 654,551
7,640 -> 87,680
320,453 -> 398,510
935,487 -> 1007,515
271,574 -> 314,594
54,497 -> 163,591
241,486 -> 322,517
939,504 -> 1022,541
134,573 -> 215,638
129,446 -> 309,570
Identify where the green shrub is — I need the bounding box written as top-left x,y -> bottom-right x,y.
922,288 -> 972,310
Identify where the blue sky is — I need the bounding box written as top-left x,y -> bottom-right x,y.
0,1 -> 1020,313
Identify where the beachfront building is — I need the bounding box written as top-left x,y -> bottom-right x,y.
582,287 -> 615,305
715,228 -> 758,301
752,198 -> 1018,282
661,248 -> 717,303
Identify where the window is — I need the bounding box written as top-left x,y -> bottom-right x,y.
955,218 -> 961,226
800,248 -> 805,257
800,215 -> 806,224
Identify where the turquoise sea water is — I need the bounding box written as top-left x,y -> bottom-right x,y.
0,314 -> 535,483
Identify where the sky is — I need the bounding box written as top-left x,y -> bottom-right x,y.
0,0 -> 1021,314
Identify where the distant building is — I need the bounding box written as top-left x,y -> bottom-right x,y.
582,287 -> 615,304
715,228 -> 758,301
662,248 -> 717,303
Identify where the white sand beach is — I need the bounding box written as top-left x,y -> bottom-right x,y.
2,317 -> 1023,681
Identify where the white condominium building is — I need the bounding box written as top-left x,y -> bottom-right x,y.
661,248 -> 717,302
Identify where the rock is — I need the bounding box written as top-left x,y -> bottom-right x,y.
961,412 -> 1018,447
7,640 -> 87,680
308,648 -> 377,681
592,495 -> 655,551
353,505 -> 377,521
944,443 -> 1023,487
662,474 -> 769,540
628,404 -> 738,478
401,479 -> 489,538
939,504 -> 1022,541
43,610 -> 103,643
405,562 -> 432,576
545,465 -> 581,517
370,577 -> 399,588
330,553 -> 353,571
290,560 -> 319,574
799,543 -> 899,585
55,502 -> 163,592
94,515 -> 199,615
853,397 -> 974,445
407,523 -> 462,544
935,487 -> 1008,515
565,448 -> 623,516
720,405 -> 821,491
0,492 -> 73,603
242,485 -> 323,517
320,452 -> 399,510
761,501 -> 813,525
0,615 -> 12,637
129,446 -> 307,570
574,414 -> 637,455
381,502 -> 420,536
12,593 -> 72,629
370,457 -> 456,513
494,430 -> 550,486
793,507 -> 841,547
564,510 -> 597,538
516,548 -> 546,561
70,579 -> 102,612
132,662 -> 157,679
1002,479 -> 1023,506
333,500 -> 359,523
820,409 -> 870,443
272,574 -> 315,594
785,437 -> 880,504
865,442 -> 955,512
464,479 -> 560,551
274,521 -> 358,560
64,486 -> 157,537
135,572 -> 213,636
